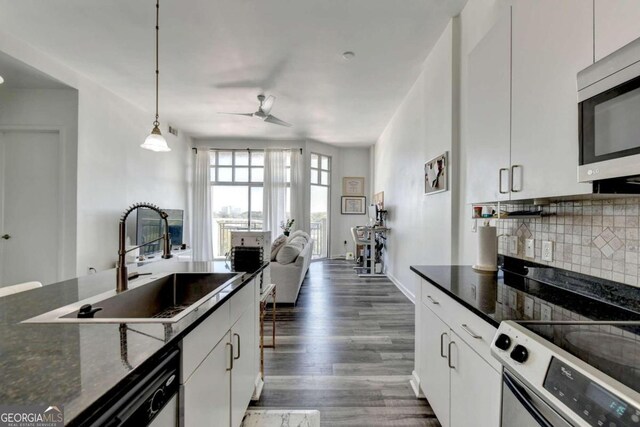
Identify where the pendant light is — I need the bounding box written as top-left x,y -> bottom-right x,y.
141,0 -> 171,152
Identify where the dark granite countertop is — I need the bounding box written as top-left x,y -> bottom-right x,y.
410,260 -> 640,328
0,261 -> 267,425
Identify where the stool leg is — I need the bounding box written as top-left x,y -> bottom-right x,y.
271,288 -> 276,348
260,300 -> 265,379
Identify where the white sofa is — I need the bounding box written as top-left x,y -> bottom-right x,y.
271,238 -> 313,304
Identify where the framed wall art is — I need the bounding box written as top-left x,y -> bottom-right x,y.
424,152 -> 448,195
341,196 -> 366,215
342,177 -> 365,196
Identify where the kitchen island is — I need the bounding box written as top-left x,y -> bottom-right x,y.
0,260 -> 267,426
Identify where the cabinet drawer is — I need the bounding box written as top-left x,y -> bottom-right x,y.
421,279 -> 455,326
230,279 -> 255,326
449,310 -> 501,373
182,301 -> 230,382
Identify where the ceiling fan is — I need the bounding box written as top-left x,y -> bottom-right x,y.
218,94 -> 292,127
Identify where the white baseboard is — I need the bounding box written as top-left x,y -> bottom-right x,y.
387,272 -> 415,304
410,370 -> 424,398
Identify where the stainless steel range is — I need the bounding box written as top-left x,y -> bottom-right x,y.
492,320 -> 640,427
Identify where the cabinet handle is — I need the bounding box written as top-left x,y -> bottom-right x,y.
226,342 -> 234,371
440,332 -> 448,358
448,341 -> 456,369
499,168 -> 510,194
426,295 -> 439,305
511,165 -> 522,192
233,333 -> 241,360
461,324 -> 482,339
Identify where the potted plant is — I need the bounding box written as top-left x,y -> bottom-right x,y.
280,219 -> 295,236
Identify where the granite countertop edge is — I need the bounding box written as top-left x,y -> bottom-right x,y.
410,265 -> 501,328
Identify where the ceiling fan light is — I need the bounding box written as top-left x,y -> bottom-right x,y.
141,125 -> 171,152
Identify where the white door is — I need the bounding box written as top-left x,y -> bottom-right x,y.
230,303 -> 257,427
466,7 -> 513,203
183,333 -> 231,427
510,0 -> 593,200
420,304 -> 451,427
0,130 -> 61,286
449,332 -> 502,427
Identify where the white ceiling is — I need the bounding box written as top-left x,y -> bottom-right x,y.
0,50 -> 71,90
0,0 -> 466,145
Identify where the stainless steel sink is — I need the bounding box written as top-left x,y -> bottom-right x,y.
24,272 -> 242,324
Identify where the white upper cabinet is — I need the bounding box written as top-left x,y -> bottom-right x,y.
510,0 -> 593,200
595,0 -> 640,61
466,8 -> 512,204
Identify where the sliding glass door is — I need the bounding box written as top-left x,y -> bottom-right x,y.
310,153 -> 330,259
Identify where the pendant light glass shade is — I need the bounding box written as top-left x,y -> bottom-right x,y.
141,125 -> 171,152
141,0 -> 170,152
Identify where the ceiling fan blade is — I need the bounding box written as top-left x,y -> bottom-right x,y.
217,112 -> 254,117
264,114 -> 292,127
261,95 -> 276,115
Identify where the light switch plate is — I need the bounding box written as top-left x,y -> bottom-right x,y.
508,236 -> 518,255
541,304 -> 553,321
524,296 -> 534,318
542,240 -> 553,262
472,219 -> 477,233
525,238 -> 535,258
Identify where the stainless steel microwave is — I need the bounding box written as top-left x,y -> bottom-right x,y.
578,36 -> 640,182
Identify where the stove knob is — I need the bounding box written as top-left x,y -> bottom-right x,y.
510,344 -> 529,363
495,333 -> 511,351
150,389 -> 165,414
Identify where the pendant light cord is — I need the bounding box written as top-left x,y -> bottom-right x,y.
154,0 -> 160,127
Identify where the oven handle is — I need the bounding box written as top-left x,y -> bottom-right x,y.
503,372 -> 553,427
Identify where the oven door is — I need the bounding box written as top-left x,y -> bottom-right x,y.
578,74 -> 640,182
502,371 -> 573,427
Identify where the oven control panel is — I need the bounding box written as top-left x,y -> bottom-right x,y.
544,357 -> 640,427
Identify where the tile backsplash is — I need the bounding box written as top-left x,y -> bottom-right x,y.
496,198 -> 640,288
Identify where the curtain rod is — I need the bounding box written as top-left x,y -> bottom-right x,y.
194,147 -> 303,154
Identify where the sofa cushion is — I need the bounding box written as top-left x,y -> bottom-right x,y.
270,234 -> 288,261
288,230 -> 310,242
276,235 -> 307,264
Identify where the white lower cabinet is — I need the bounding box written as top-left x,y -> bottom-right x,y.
449,331 -> 502,427
183,333 -> 232,427
182,278 -> 258,427
417,282 -> 502,427
419,304 -> 451,427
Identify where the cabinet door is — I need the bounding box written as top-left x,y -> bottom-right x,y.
595,0 -> 640,61
466,8 -> 512,204
419,304 -> 451,427
510,0 -> 593,200
449,332 -> 502,427
230,301 -> 257,427
183,333 -> 231,427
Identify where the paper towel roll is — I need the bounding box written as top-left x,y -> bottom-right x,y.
473,225 -> 498,272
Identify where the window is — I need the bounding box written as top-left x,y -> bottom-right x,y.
210,150 -> 264,257
310,153 -> 331,259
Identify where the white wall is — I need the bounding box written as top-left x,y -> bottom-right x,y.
0,30 -> 192,274
374,22 -> 454,300
193,138 -> 370,258
0,88 -> 79,279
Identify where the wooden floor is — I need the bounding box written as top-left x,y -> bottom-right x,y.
250,260 -> 440,426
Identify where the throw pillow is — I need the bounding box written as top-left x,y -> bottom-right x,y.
276,235 -> 307,264
270,234 -> 288,261
288,230 -> 310,242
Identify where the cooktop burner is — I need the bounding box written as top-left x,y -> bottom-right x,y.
521,321 -> 640,394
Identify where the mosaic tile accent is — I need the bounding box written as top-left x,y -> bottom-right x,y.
496,198 -> 640,288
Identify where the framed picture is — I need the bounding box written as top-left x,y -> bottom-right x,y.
342,177 -> 365,196
424,152 -> 448,195
373,191 -> 384,210
341,196 -> 366,215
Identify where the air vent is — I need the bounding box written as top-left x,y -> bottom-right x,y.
168,126 -> 178,136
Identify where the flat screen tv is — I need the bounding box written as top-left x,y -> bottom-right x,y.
136,208 -> 184,255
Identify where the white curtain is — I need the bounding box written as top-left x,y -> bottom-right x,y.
192,149 -> 214,261
290,149 -> 307,232
263,149 -> 288,241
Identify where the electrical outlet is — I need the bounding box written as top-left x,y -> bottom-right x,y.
525,239 -> 535,258
524,296 -> 534,318
541,304 -> 553,321
508,236 -> 518,255
542,240 -> 553,262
